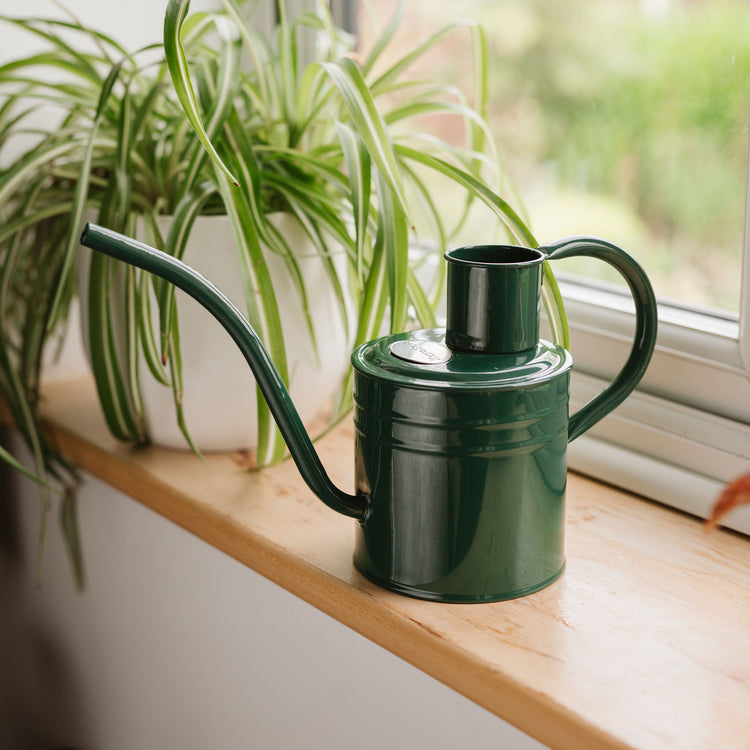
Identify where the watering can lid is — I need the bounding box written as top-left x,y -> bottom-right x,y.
351,328 -> 572,392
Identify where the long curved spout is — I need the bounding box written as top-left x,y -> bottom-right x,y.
80,222 -> 368,521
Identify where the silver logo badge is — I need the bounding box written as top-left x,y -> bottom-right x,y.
389,339 -> 451,365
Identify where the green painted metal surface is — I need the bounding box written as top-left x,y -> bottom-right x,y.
446,244 -> 544,354
352,331 -> 570,602
80,224 -> 657,604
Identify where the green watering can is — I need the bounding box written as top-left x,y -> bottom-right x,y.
81,224 -> 657,603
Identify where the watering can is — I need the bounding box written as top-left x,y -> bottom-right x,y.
80,223 -> 657,603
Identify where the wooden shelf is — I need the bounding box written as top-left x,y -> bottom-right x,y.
40,377 -> 750,750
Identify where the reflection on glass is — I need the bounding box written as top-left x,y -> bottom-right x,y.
358,0 -> 749,313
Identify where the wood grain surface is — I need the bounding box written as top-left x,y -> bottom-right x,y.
39,377 -> 750,750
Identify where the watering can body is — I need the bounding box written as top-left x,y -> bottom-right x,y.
352,329 -> 571,602
80,225 -> 658,604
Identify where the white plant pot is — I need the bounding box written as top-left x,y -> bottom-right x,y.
40,300 -> 89,385
80,213 -> 353,452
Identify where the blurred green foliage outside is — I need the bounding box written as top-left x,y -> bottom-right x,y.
485,0 -> 750,310
369,0 -> 750,311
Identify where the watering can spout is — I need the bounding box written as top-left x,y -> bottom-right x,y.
80,222 -> 368,521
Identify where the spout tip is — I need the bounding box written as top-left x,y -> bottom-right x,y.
79,222 -> 92,246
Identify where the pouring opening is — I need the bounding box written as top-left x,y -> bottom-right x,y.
445,245 -> 545,267
445,243 -> 544,355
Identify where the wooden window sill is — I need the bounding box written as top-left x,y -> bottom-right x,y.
40,377 -> 750,750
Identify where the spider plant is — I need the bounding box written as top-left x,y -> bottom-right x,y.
0,11 -> 132,587
162,0 -> 569,452
0,1 -> 568,586
0,12 -> 224,585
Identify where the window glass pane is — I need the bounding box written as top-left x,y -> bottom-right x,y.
358,0 -> 749,314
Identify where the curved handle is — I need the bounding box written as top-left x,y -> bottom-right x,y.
539,236 -> 658,442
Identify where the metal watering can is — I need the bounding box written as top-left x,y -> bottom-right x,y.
81,223 -> 657,603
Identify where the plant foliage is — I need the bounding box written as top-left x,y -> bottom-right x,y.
0,1 -> 567,586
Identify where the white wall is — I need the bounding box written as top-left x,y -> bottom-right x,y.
2,0 -> 221,57
0,433 -> 546,749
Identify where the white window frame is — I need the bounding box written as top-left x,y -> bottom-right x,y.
559,127 -> 750,535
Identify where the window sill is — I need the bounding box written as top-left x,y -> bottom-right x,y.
41,377 -> 750,750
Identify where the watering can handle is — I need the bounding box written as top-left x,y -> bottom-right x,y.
540,236 -> 658,443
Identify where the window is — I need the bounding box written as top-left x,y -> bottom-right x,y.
14,0 -> 748,532
354,0 -> 750,534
